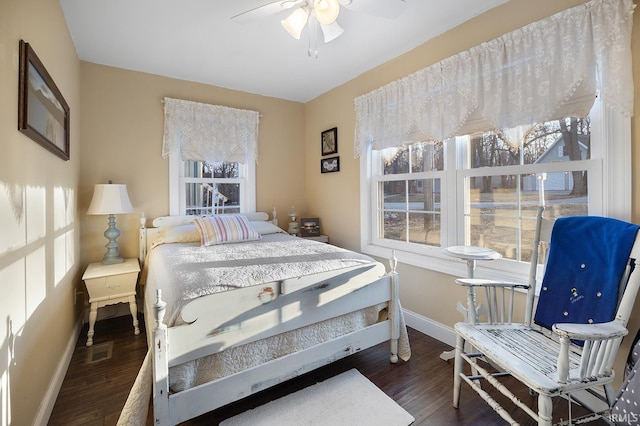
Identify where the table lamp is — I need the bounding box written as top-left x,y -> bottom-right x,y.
288,205 -> 299,235
87,180 -> 134,264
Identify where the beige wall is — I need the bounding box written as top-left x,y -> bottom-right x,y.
0,0 -> 81,424
305,0 -> 640,384
79,64 -> 306,264
2,0 -> 640,424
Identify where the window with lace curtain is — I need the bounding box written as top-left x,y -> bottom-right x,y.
357,0 -> 634,280
162,97 -> 259,215
374,115 -> 594,262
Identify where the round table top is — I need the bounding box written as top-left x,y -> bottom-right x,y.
442,245 -> 502,261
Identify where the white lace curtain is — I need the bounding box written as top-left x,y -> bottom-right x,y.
162,97 -> 260,164
354,0 -> 635,157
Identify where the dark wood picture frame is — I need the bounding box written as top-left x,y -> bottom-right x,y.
18,40 -> 70,161
300,217 -> 321,237
321,156 -> 340,173
321,127 -> 338,156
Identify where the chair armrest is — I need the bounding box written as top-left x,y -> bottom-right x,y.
553,320 -> 628,383
455,278 -> 529,290
552,320 -> 628,341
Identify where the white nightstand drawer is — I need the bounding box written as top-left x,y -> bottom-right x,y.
85,272 -> 138,302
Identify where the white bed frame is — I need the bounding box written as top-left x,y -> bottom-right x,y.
139,214 -> 401,425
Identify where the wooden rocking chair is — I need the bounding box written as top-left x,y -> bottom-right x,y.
452,207 -> 640,425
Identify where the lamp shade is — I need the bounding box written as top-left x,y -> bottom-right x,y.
281,7 -> 309,39
320,20 -> 344,43
314,0 -> 339,25
87,183 -> 134,215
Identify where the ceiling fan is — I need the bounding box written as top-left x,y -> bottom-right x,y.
231,0 -> 406,55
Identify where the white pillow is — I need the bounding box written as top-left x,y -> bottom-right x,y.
250,221 -> 286,235
194,214 -> 261,246
161,224 -> 201,243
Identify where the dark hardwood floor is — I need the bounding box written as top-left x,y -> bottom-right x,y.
49,315 -> 607,425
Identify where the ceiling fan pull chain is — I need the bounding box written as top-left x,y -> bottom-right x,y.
308,16 -> 319,58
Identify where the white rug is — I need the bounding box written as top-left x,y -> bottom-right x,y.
220,369 -> 415,426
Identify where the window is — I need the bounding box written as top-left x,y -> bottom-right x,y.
169,154 -> 256,216
361,98 -> 631,281
162,97 -> 259,215
357,0 -> 634,282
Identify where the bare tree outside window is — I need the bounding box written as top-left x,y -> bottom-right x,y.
378,117 -> 591,262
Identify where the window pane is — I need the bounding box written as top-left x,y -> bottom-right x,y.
408,212 -> 440,245
211,162 -> 239,178
182,161 -> 241,215
383,181 -> 406,210
465,171 -> 589,262
380,178 -> 441,246
384,142 -> 444,175
383,212 -> 406,241
382,180 -> 406,241
470,118 -> 590,168
216,183 -> 240,213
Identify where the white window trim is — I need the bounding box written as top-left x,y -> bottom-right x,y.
360,102 -> 631,285
169,154 -> 256,216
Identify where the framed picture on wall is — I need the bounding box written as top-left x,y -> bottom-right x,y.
18,40 -> 70,161
321,127 -> 338,156
321,156 -> 340,173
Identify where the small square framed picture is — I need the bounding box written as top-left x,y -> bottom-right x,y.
300,218 -> 320,237
321,127 -> 338,156
321,156 -> 340,173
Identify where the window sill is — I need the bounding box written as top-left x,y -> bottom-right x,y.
362,242 -> 538,290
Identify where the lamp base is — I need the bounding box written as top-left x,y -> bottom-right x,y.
102,213 -> 124,265
102,256 -> 124,265
288,222 -> 299,235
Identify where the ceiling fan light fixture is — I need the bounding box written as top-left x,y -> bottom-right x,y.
314,0 -> 339,25
281,6 -> 310,39
320,20 -> 344,43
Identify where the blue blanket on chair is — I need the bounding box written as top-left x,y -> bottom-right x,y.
534,216 -> 639,330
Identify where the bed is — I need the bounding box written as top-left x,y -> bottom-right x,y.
122,212 -> 410,425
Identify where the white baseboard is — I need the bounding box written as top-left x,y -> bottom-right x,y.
33,316 -> 83,426
403,308 -> 456,347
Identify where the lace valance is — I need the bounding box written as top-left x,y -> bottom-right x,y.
354,0 -> 634,157
162,97 -> 260,164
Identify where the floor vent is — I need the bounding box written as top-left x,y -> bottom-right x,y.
86,341 -> 113,364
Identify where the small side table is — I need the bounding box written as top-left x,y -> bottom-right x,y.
302,235 -> 329,243
82,258 -> 141,346
442,246 -> 502,279
440,245 -> 501,360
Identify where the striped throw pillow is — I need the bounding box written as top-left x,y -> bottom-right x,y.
194,214 -> 261,246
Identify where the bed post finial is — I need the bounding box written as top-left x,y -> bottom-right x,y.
154,289 -> 167,330
389,250 -> 397,273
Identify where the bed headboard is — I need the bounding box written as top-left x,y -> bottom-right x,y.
139,212 -> 271,265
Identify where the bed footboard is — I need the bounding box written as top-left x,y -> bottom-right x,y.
152,254 -> 402,425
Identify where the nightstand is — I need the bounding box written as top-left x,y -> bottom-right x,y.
82,258 -> 141,346
302,235 -> 329,243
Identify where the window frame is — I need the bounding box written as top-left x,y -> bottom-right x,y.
360,99 -> 631,284
168,153 -> 256,216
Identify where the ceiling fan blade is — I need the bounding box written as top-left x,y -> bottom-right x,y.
231,1 -> 304,24
341,0 -> 406,19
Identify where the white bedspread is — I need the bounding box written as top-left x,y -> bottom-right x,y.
119,233 -> 411,425
145,233 -> 380,327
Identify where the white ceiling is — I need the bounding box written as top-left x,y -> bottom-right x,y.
59,0 -> 507,103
